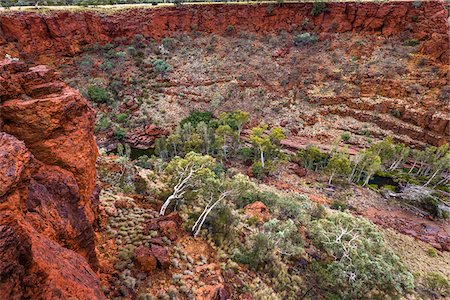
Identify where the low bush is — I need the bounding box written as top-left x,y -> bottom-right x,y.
87,85 -> 110,104
293,33 -> 318,46
423,272 -> 450,297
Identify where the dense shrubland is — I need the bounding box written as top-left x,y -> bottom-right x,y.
92,108 -> 450,298
97,111 -> 433,299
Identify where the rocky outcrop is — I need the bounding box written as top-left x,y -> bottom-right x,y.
0,1 -> 447,63
0,59 -> 104,299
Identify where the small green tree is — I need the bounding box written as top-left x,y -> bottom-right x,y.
250,125 -> 285,170
348,150 -> 381,185
325,152 -> 351,184
218,110 -> 250,144
297,145 -> 328,172
160,152 -> 216,215
192,173 -> 253,237
311,212 -> 414,299
214,124 -> 234,160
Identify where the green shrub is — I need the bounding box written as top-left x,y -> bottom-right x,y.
411,0 -> 422,8
311,1 -> 326,16
330,199 -> 347,211
95,117 -> 110,132
251,162 -> 266,180
204,205 -> 238,246
87,86 -> 110,104
404,39 -> 420,46
127,46 -> 137,56
293,33 -> 318,46
233,233 -> 272,271
161,37 -> 175,50
152,59 -> 170,76
180,111 -> 213,128
236,191 -> 278,208
423,272 -> 450,296
341,132 -> 351,142
100,59 -> 115,71
225,25 -> 235,35
310,212 -> 414,298
116,113 -> 129,123
114,127 -> 127,140
426,248 -> 437,257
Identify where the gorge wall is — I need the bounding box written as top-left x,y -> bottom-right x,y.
0,1 -> 448,64
0,59 -> 105,299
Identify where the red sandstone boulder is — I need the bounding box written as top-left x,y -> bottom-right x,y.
244,201 -> 271,223
135,246 -> 158,272
159,220 -> 179,241
150,244 -> 170,269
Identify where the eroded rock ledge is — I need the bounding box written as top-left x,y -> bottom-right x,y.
0,59 -> 104,299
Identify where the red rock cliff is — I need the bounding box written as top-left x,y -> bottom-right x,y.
0,59 -> 104,299
0,1 -> 447,64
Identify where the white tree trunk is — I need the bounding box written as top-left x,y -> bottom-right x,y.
260,145 -> 265,168
160,166 -> 196,215
328,170 -> 335,185
423,169 -> 440,187
192,191 -> 230,237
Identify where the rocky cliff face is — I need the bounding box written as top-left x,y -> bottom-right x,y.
0,1 -> 447,64
0,59 -> 104,299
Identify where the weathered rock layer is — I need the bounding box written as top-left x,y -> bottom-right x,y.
0,59 -> 104,299
0,1 -> 447,64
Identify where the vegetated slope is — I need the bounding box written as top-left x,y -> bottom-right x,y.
1,2 -> 447,150
0,59 -> 104,299
39,2 -> 448,152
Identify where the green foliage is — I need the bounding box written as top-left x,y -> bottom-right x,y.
293,32 -> 318,46
234,218 -> 303,273
411,0 -> 422,8
296,145 -> 329,172
116,112 -> 129,123
311,212 -> 414,299
203,205 -> 238,245
225,25 -> 235,35
404,39 -> 420,46
311,1 -> 326,16
423,272 -> 450,297
161,37 -> 175,50
326,152 -> 351,184
152,59 -> 170,76
340,132 -> 351,142
251,162 -> 266,180
95,116 -> 110,132
233,233 -> 271,271
180,111 -> 214,128
250,125 -> 286,177
87,85 -> 110,104
114,127 -> 127,140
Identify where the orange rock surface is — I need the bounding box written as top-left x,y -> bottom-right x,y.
0,2 -> 447,63
0,59 -> 104,299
